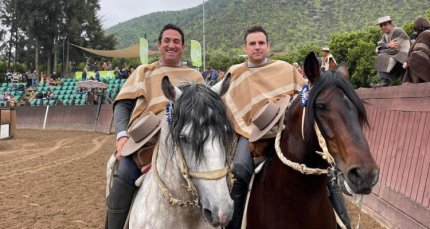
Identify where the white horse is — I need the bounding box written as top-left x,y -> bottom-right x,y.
107,75 -> 234,228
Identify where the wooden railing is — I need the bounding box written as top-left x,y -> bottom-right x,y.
357,82 -> 430,229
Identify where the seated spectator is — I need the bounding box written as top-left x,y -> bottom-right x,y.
374,16 -> 410,87
403,17 -> 430,83
0,93 -> 6,101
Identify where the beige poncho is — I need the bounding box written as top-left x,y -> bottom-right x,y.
223,60 -> 305,138
115,62 -> 204,126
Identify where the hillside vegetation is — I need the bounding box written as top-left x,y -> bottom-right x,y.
106,0 -> 430,55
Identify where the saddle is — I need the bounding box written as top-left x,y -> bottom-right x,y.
132,134 -> 158,173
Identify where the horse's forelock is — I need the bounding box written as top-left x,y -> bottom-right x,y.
304,73 -> 367,144
169,83 -> 234,163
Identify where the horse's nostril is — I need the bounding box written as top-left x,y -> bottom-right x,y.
203,208 -> 213,222
347,166 -> 363,185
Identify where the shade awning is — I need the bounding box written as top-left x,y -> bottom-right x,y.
70,43 -> 159,58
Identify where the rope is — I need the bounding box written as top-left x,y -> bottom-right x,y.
274,113 -> 330,175
152,143 -> 200,208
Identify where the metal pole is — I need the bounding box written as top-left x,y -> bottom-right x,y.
202,0 -> 206,70
62,38 -> 65,76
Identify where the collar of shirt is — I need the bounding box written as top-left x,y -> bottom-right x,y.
247,58 -> 268,68
159,59 -> 183,67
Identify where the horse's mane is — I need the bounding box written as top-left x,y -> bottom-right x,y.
304,72 -> 368,144
169,82 -> 234,163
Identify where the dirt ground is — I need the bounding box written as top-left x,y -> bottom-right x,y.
0,129 -> 385,228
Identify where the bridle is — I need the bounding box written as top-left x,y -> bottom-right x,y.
274,86 -> 336,175
152,122 -> 234,208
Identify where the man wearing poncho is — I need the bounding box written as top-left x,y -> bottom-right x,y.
105,24 -> 203,229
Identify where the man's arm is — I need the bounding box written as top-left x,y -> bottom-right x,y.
113,99 -> 136,159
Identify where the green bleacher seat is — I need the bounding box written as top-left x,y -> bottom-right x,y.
67,99 -> 74,105
75,94 -> 82,99
49,100 -> 56,106
120,79 -> 126,83
63,81 -> 69,86
43,100 -> 49,106
62,99 -> 69,105
1,83 -> 6,87
35,99 -> 42,106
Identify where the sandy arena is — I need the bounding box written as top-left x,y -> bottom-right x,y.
0,129 -> 384,228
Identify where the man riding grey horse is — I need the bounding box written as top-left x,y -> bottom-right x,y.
105,24 -> 203,229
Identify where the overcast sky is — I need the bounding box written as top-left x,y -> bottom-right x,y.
98,0 -> 203,28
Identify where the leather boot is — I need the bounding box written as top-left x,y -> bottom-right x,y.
327,172 -> 351,229
227,165 -> 252,229
106,177 -> 136,229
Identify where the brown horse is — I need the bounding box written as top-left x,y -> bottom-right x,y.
246,52 -> 379,229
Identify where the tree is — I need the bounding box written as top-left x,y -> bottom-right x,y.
0,0 -> 116,76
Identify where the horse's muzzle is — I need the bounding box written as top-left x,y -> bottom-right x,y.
346,165 -> 379,194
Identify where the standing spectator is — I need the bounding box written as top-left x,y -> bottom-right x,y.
95,70 -> 100,81
114,67 -> 121,79
403,17 -> 430,83
374,16 -> 410,87
32,70 -> 39,88
202,68 -> 210,80
209,68 -> 219,81
24,70 -> 32,88
6,70 -> 12,83
320,47 -> 337,72
82,68 -> 87,81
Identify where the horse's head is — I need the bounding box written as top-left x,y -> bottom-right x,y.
161,74 -> 234,227
302,52 -> 379,194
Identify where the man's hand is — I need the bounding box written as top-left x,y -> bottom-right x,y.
116,136 -> 128,160
403,62 -> 408,69
388,40 -> 400,49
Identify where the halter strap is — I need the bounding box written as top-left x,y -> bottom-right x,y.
152,141 -> 234,208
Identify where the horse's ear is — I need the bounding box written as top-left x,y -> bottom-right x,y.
161,75 -> 182,101
211,72 -> 231,97
303,52 -> 320,85
335,64 -> 350,80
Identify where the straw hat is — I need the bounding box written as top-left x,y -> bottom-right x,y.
122,112 -> 163,156
376,16 -> 393,25
249,95 -> 291,142
321,47 -> 330,52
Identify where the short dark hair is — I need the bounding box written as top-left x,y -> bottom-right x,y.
158,24 -> 185,45
244,26 -> 269,43
413,17 -> 430,35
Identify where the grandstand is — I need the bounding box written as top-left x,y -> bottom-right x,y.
0,78 -> 125,107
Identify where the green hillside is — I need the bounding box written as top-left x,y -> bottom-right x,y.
105,0 -> 430,56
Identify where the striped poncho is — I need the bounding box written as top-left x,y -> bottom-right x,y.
115,61 -> 204,126
223,60 -> 305,138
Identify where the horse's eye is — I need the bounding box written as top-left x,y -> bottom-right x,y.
315,103 -> 328,111
179,135 -> 189,144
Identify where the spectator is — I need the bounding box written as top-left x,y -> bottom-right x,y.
95,70 -> 100,81
82,68 -> 87,81
374,16 -> 410,87
114,67 -> 121,79
320,47 -> 337,72
202,68 -> 210,80
293,62 -> 304,76
403,17 -> 430,83
209,68 -> 219,82
32,70 -> 39,87
6,70 -> 12,83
